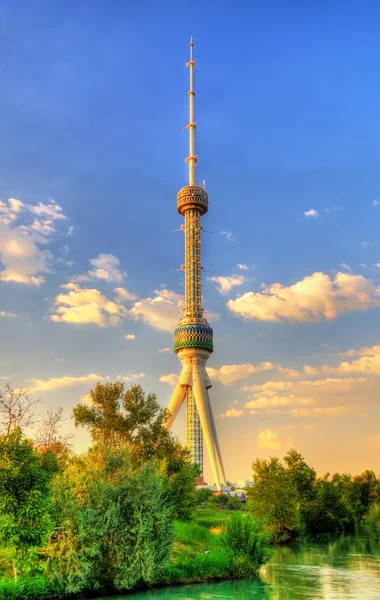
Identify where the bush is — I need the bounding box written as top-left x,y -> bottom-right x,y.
0,575 -> 60,600
368,503 -> 380,538
221,513 -> 273,577
46,447 -> 173,594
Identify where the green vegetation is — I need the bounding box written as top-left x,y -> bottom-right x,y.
247,449 -> 380,543
0,382 -> 272,600
367,503 -> 380,538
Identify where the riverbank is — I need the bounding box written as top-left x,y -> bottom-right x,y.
0,510 -> 272,600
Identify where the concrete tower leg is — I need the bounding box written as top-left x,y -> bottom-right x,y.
206,392 -> 227,486
166,381 -> 187,430
192,371 -> 222,490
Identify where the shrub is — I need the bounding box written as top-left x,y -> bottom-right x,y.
0,575 -> 60,600
46,447 -> 173,594
221,513 -> 273,577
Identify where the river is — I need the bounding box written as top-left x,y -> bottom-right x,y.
97,531 -> 380,599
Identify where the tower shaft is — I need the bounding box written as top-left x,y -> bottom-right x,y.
184,209 -> 202,317
166,38 -> 226,490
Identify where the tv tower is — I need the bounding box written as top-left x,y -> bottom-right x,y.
166,38 -> 227,490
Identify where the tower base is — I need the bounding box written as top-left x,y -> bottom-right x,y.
165,348 -> 227,490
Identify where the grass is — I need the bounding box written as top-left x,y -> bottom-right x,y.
0,576 -> 61,600
163,519 -> 232,584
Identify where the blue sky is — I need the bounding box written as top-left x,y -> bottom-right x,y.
1,1 -> 380,480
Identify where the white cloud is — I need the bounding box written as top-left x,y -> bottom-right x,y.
227,271 -> 380,323
158,348 -> 171,353
28,373 -> 102,393
338,263 -> 351,271
237,264 -> 249,271
53,358 -> 65,362
73,254 -> 127,284
51,283 -> 128,327
219,408 -> 243,418
373,200 -> 379,207
208,274 -> 246,295
88,254 -> 126,282
129,289 -> 183,331
117,373 -> 145,382
125,334 -> 135,340
304,209 -> 318,218
208,362 -> 276,386
114,287 -> 137,301
0,198 -> 68,285
26,201 -> 67,221
219,230 -> 235,242
257,429 -> 281,449
159,373 -> 178,386
0,311 -> 16,317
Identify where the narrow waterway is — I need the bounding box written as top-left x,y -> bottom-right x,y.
97,531 -> 380,599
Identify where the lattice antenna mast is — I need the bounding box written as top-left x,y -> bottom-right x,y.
186,37 -> 197,186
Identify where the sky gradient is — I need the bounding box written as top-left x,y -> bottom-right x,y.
1,1 -> 380,481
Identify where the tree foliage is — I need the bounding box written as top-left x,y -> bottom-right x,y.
247,457 -> 299,542
73,383 -> 174,461
248,449 -> 380,540
73,383 -> 199,520
46,446 -> 173,594
0,429 -> 57,578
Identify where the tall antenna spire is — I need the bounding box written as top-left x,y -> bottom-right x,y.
186,36 -> 197,186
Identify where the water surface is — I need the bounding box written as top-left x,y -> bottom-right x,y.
97,531 -> 380,599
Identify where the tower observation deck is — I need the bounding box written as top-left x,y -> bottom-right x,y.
165,38 -> 227,490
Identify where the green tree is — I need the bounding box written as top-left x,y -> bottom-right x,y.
349,470 -> 379,521
47,446 -> 173,594
284,449 -> 317,503
73,383 -> 174,461
212,493 -> 229,509
301,474 -> 352,533
0,429 -> 57,579
73,383 -> 198,521
247,457 -> 299,542
367,502 -> 380,538
195,487 -> 213,505
227,495 -> 242,511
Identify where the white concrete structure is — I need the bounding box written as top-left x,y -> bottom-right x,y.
165,39 -> 227,491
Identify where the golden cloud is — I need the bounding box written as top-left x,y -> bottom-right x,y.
51,283 -> 128,327
28,373 -> 103,393
219,408 -> 244,418
257,429 -> 281,449
159,373 -> 178,386
227,271 -> 380,322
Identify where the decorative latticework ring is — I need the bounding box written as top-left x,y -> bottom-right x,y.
174,323 -> 213,353
177,185 -> 208,215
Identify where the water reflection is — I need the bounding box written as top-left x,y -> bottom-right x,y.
97,531 -> 380,600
